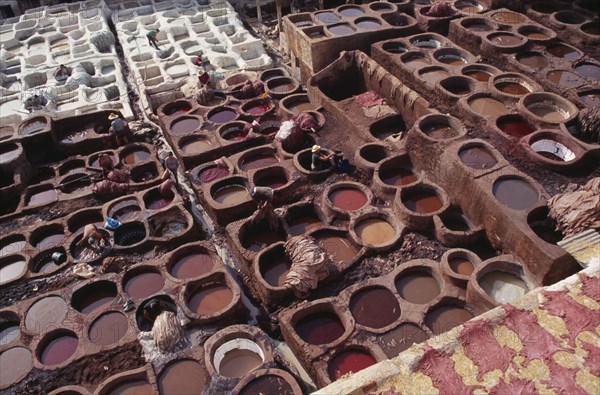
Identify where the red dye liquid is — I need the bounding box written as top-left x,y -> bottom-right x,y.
124,272 -> 165,299
170,253 -> 214,279
223,130 -> 248,141
295,312 -> 345,345
329,188 -> 368,211
41,334 -> 78,365
246,104 -> 271,116
147,197 -> 173,210
328,350 -> 376,381
199,166 -> 229,183
498,120 -> 536,137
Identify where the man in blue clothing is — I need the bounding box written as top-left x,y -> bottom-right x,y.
108,113 -> 130,146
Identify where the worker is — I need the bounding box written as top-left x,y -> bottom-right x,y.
332,150 -> 350,173
146,28 -> 160,50
138,298 -> 177,331
108,113 -> 130,146
27,94 -> 45,112
53,64 -> 71,83
311,145 -> 334,171
163,152 -> 180,185
250,186 -> 274,210
98,153 -> 114,175
77,224 -> 109,252
159,178 -> 175,201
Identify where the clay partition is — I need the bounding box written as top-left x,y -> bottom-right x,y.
306,50 -> 432,144
404,114 -> 579,285
283,3 -> 419,81
371,32 -> 596,171
447,9 -> 600,110
411,0 -> 491,36
278,256 -> 482,387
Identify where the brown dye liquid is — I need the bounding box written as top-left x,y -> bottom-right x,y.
547,70 -> 585,88
240,154 -> 279,171
245,231 -> 285,252
35,233 -> 64,250
527,104 -> 567,123
171,118 -> 200,134
470,97 -> 506,116
288,216 -> 322,236
582,24 -> 600,36
421,69 -> 450,84
517,53 -> 549,68
317,235 -> 358,262
459,146 -> 497,169
294,312 -> 345,345
262,260 -> 290,287
209,110 -> 237,123
287,101 -> 315,113
41,334 -> 78,365
25,296 -> 67,333
464,70 -> 492,82
0,322 -> 19,345
496,81 -> 530,95
108,380 -> 153,395
444,82 -> 471,96
426,306 -> 474,335
355,218 -> 395,246
188,284 -> 233,315
493,179 -> 539,210
78,289 -> 116,314
181,139 -> 210,154
381,168 -> 417,186
449,257 -> 474,276
0,257 -> 26,284
467,23 -> 492,32
0,347 -> 32,386
270,83 -> 297,93
526,32 -> 548,39
378,324 -> 430,358
171,253 -> 213,279
491,11 -> 524,24
575,64 -> 600,80
498,119 -> 536,137
350,287 -> 400,328
124,272 -> 165,299
547,44 -> 580,61
396,273 -> 440,304
402,191 -> 443,213
422,123 -> 457,139
239,375 -> 294,395
159,360 -> 206,394
89,312 -> 128,346
218,349 -> 263,377
404,55 -> 431,69
213,185 -> 248,204
491,34 -> 521,46
329,188 -> 367,211
27,189 -> 58,206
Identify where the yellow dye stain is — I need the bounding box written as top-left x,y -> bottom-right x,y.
450,347 -> 480,386
552,351 -> 581,369
494,325 -> 523,353
531,306 -> 569,346
576,368 -> 600,394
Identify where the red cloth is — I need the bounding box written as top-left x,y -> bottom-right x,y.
354,91 -> 384,107
198,72 -> 210,85
426,2 -> 455,17
292,112 -> 318,131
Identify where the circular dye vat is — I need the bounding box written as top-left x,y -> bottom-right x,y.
420,68 -> 450,84
436,54 -> 467,66
458,146 -> 497,169
382,42 -> 407,54
170,117 -> 201,134
198,166 -> 229,183
402,190 -> 443,214
530,139 -> 576,162
469,97 -> 506,116
441,78 -> 472,96
112,206 -> 141,222
339,6 -> 364,17
497,117 -> 536,137
489,33 -> 522,46
294,312 -> 345,345
239,374 -> 294,395
188,284 -> 233,315
355,218 -> 395,246
396,272 -> 440,304
516,52 -> 549,69
212,185 -> 248,204
256,173 -> 288,189
288,216 -> 322,236
106,380 -> 153,394
34,232 -> 65,250
0,347 -> 32,387
89,312 -> 128,346
209,109 -> 237,124
244,102 -> 272,116
426,305 -> 474,335
581,22 -> 600,36
421,122 -> 458,139
492,178 -> 539,210
244,229 -> 285,252
25,296 -> 68,334
240,154 -> 279,171
124,271 -> 165,299
411,37 -> 440,49
268,79 -> 298,95
547,70 -> 585,89
40,333 -> 78,365
378,324 -> 429,358
575,63 -> 600,80
355,18 -> 381,30
491,11 -> 525,24
495,81 -> 531,95
317,234 -> 358,262
579,91 -> 600,107
181,139 -> 211,155
0,256 -> 26,285
222,127 -> 248,141
380,168 -> 417,187
315,11 -> 340,24
261,259 -> 290,287
27,188 -> 58,206
328,350 -> 376,381
0,236 -> 25,256
328,23 -> 355,35
159,360 -> 206,394
449,257 -> 474,276
350,287 -> 400,328
329,187 -> 368,211
122,150 -> 150,165
170,253 -> 213,280
547,44 -> 581,61
163,101 -> 192,116
455,1 -> 483,13
74,285 -> 117,314
0,322 -> 19,345
463,69 -> 492,82
402,54 -> 431,69
217,345 -> 263,378
479,271 -> 529,303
